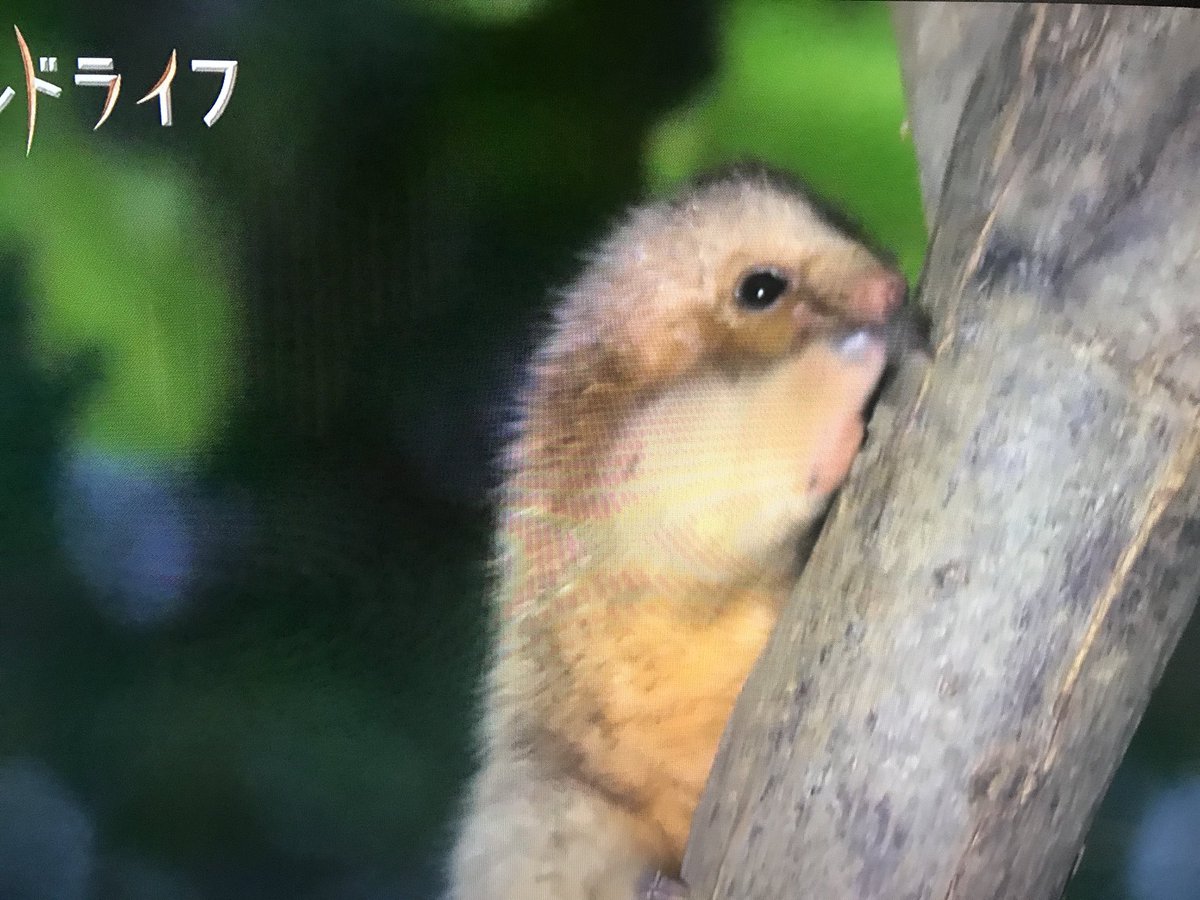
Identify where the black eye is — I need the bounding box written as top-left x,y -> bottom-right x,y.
736,270 -> 789,310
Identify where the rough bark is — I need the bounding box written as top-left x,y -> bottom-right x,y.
682,6 -> 1200,899
889,1 -> 1016,224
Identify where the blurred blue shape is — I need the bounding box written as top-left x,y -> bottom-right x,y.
1129,774 -> 1200,900
57,447 -> 196,629
0,758 -> 94,900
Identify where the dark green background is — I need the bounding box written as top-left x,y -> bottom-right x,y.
0,1 -> 1195,898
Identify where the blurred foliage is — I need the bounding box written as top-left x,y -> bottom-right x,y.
415,0 -> 558,26
0,0 -> 1194,898
0,138 -> 240,459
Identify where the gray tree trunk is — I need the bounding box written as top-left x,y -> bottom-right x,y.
681,6 -> 1200,899
889,1 -> 1016,224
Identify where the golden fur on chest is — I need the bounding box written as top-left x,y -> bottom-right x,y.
513,570 -> 783,866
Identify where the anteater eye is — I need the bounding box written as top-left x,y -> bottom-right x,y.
736,270 -> 789,310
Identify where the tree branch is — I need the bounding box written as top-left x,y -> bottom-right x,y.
889,1 -> 1016,225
